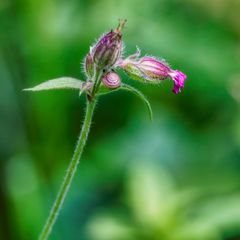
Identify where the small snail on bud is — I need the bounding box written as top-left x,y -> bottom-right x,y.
102,72 -> 121,89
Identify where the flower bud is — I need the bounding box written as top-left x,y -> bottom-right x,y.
118,55 -> 187,94
84,53 -> 94,78
102,72 -> 121,89
91,20 -> 126,71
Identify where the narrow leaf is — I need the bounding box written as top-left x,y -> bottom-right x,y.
24,77 -> 85,92
121,83 -> 153,121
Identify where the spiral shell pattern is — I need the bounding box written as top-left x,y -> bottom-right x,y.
102,72 -> 121,89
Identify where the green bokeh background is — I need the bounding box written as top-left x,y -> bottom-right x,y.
1,0 -> 240,239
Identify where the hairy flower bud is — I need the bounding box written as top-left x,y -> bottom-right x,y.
91,20 -> 126,71
102,72 -> 121,89
118,55 -> 187,94
84,53 -> 94,78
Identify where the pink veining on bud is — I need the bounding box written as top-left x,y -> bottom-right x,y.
138,56 -> 170,80
90,20 -> 126,70
102,72 -> 121,89
118,55 -> 187,94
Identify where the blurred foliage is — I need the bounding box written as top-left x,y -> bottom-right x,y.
0,0 -> 240,239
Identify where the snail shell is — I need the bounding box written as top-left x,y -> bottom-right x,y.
102,72 -> 121,89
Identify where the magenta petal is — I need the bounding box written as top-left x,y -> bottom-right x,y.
172,85 -> 180,94
170,70 -> 187,94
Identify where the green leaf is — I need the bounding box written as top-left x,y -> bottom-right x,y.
121,83 -> 153,121
24,77 -> 86,92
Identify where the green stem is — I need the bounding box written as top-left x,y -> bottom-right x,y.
39,98 -> 96,240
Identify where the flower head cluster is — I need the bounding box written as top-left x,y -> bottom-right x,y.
83,21 -> 187,95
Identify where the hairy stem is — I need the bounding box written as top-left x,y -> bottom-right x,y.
39,98 -> 96,240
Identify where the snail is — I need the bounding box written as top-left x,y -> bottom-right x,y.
102,71 -> 121,89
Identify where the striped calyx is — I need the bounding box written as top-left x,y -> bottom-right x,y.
91,20 -> 126,71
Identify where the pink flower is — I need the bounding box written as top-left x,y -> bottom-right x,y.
118,55 -> 187,94
169,70 -> 187,94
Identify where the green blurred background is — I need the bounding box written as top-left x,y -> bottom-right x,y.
1,0 -> 240,239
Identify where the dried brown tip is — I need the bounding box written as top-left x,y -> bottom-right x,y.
115,19 -> 127,33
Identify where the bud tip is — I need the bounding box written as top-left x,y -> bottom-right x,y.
115,19 -> 127,33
